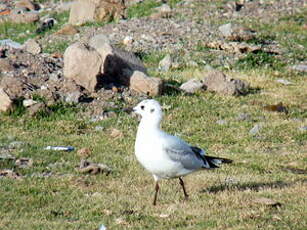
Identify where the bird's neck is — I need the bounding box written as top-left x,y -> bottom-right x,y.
137,116 -> 162,136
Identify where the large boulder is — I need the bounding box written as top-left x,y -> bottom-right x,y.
203,71 -> 249,96
88,34 -> 147,86
63,42 -> 103,92
15,0 -> 40,11
129,71 -> 163,96
0,88 -> 13,112
69,0 -> 126,26
9,8 -> 39,23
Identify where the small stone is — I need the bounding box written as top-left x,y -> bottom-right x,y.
77,159 -> 111,175
77,148 -> 91,158
95,126 -> 105,131
15,157 -> 33,168
0,169 -> 21,179
55,24 -> 79,35
249,124 -> 262,135
110,128 -> 123,139
0,59 -> 14,72
276,79 -> 292,85
216,119 -> 227,125
159,54 -> 172,72
254,197 -> 281,207
203,71 -> 249,96
291,64 -> 307,72
15,0 -> 40,11
8,141 -> 25,149
23,39 -> 41,55
65,91 -> 81,103
9,8 -> 39,23
299,126 -> 307,131
236,113 -> 250,121
179,79 -> 203,93
123,36 -> 134,45
129,71 -> 163,96
23,99 -> 38,107
27,102 -> 48,117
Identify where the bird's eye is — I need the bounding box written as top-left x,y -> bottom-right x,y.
141,105 -> 145,110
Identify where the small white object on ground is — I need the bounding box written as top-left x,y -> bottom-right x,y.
133,99 -> 232,205
44,146 -> 75,151
0,39 -> 22,49
99,224 -> 107,230
276,79 -> 292,85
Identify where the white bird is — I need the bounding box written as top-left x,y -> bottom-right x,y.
133,99 -> 232,205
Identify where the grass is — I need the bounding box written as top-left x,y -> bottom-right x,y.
127,0 -> 162,19
0,0 -> 307,229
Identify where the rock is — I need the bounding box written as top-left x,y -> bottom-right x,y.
0,88 -> 13,112
179,79 -> 203,93
0,169 -> 21,179
15,0 -> 40,11
23,39 -> 41,55
55,24 -> 79,35
0,76 -> 30,98
205,41 -> 261,54
95,125 -> 104,131
69,0 -> 96,25
216,119 -> 227,125
27,102 -> 48,117
0,153 -> 15,160
77,148 -> 91,158
276,79 -> 292,85
65,91 -> 82,103
159,54 -> 172,72
0,39 -> 22,49
236,113 -> 250,121
219,23 -> 256,41
249,124 -> 262,135
23,99 -> 38,107
63,42 -> 103,92
0,59 -> 14,72
77,159 -> 111,175
129,71 -> 163,96
15,157 -> 33,168
263,102 -> 288,113
109,128 -> 123,139
69,0 -> 126,26
203,71 -> 249,96
9,8 -> 39,23
291,64 -> 307,72
8,141 -> 25,149
123,36 -> 134,45
254,197 -> 281,208
150,4 -> 172,19
88,34 -> 147,86
299,126 -> 307,131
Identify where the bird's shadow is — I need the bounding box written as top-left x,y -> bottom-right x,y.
201,179 -> 306,194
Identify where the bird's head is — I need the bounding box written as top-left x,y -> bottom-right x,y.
133,99 -> 163,122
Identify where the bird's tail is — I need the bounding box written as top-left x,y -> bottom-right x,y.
203,155 -> 233,169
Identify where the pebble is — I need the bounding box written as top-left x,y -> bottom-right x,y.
276,79 -> 292,85
216,119 -> 227,125
249,124 -> 262,135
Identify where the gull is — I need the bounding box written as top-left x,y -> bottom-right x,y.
133,99 -> 232,205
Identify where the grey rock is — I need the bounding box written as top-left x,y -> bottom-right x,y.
129,71 -> 163,96
218,23 -> 256,41
216,119 -> 227,125
299,126 -> 307,131
291,64 -> 307,72
89,34 -> 147,86
23,99 -> 38,107
276,79 -> 292,85
8,141 -> 25,149
65,91 -> 82,103
203,71 -> 249,96
64,42 -> 103,92
0,39 -> 22,49
249,124 -> 262,135
95,125 -> 105,131
179,79 -> 203,93
236,113 -> 250,121
159,54 -> 172,72
0,153 -> 15,160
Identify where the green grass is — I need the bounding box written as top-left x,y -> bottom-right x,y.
0,11 -> 69,44
127,0 -> 162,19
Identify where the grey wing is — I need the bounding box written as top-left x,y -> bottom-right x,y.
164,145 -> 205,170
